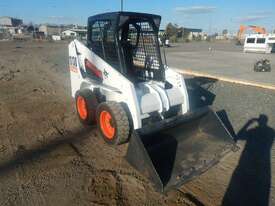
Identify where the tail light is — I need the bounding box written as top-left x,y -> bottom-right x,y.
84,58 -> 103,79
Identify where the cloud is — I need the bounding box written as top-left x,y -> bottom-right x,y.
249,11 -> 273,15
46,16 -> 78,23
175,6 -> 217,15
47,16 -> 67,20
234,15 -> 270,23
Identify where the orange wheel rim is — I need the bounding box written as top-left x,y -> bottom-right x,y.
77,96 -> 88,120
100,110 -> 115,139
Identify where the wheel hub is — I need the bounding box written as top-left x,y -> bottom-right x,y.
77,96 -> 88,120
100,110 -> 115,139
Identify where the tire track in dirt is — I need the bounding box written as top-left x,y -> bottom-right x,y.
0,41 -> 199,205
0,124 -> 92,205
68,141 -> 133,206
2,109 -> 49,205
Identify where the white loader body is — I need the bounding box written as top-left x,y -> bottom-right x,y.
69,39 -> 189,130
69,12 -> 234,192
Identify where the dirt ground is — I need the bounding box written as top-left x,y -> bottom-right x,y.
0,41 -> 274,206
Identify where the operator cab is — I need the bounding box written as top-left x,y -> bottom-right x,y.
87,12 -> 165,83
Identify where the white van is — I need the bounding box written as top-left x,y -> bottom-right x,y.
244,34 -> 275,53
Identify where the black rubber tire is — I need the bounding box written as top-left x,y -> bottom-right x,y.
96,101 -> 130,145
75,89 -> 98,125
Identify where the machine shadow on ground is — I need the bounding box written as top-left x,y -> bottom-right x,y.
222,114 -> 274,206
185,77 -> 217,109
186,77 -> 274,206
0,126 -> 94,175
186,77 -> 236,138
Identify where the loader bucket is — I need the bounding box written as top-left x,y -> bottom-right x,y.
126,107 -> 235,192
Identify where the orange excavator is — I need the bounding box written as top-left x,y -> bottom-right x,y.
236,25 -> 267,45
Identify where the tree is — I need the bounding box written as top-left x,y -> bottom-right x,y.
177,27 -> 184,38
26,22 -> 35,33
165,23 -> 178,38
222,29 -> 228,36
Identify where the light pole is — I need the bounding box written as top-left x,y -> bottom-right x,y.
121,0 -> 123,11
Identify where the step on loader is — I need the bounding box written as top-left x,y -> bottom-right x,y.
68,12 -> 235,192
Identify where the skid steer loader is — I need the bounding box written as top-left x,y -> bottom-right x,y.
68,12 -> 234,192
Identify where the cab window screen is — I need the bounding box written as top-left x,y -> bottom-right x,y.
90,20 -> 119,69
247,38 -> 255,43
129,21 -> 160,70
256,38 -> 266,44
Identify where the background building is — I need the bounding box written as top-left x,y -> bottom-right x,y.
183,28 -> 203,41
165,23 -> 203,42
39,24 -> 62,37
61,29 -> 87,40
61,29 -> 77,38
0,16 -> 23,37
0,16 -> 23,27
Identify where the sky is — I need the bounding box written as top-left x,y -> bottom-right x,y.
0,0 -> 274,34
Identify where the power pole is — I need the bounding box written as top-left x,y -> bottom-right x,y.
121,0 -> 123,11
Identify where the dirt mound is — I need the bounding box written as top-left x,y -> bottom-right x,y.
1,41 -> 274,205
0,41 -> 196,206
0,66 -> 20,81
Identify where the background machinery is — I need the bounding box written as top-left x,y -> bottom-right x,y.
236,24 -> 267,45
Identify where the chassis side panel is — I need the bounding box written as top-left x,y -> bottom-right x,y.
69,40 -> 142,129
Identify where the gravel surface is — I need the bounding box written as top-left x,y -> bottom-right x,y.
186,76 -> 275,206
0,40 -> 274,206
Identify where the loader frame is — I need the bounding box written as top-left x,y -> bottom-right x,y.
68,11 -> 235,192
69,12 -> 190,130
87,12 -> 165,82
